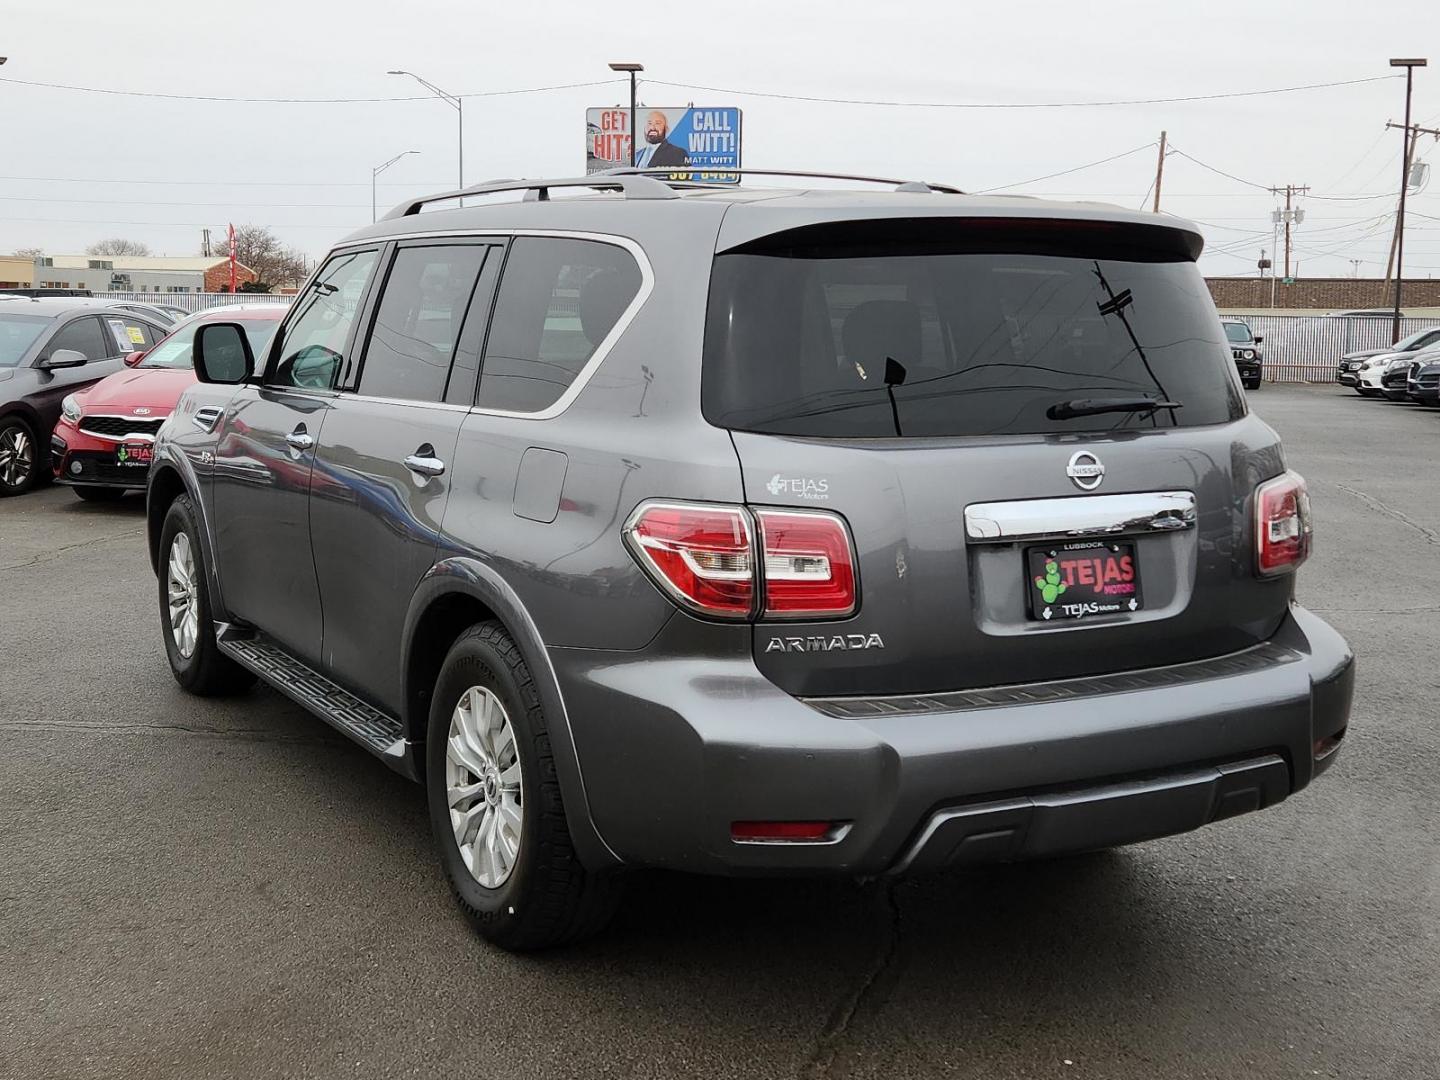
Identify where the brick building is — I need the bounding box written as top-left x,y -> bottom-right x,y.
1205,277 -> 1440,310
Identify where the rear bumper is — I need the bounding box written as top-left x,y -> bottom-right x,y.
553,605 -> 1353,876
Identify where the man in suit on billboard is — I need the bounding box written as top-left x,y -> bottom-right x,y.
635,110 -> 688,168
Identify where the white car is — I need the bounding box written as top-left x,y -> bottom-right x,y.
1354,353 -> 1411,398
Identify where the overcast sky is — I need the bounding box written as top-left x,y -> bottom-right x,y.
2,0 -> 1437,278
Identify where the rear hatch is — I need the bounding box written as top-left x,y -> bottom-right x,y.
702,214 -> 1293,697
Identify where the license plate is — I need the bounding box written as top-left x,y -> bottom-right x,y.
116,441 -> 153,467
1027,541 -> 1142,621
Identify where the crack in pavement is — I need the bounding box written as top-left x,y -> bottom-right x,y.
1311,605 -> 1440,615
1331,483 -> 1440,547
3,718 -> 341,746
0,528 -> 146,572
802,881 -> 903,1079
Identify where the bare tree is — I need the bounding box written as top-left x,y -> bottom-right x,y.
211,225 -> 309,291
13,247 -> 44,259
86,238 -> 153,257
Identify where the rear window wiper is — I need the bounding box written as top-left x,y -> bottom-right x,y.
1045,396 -> 1182,421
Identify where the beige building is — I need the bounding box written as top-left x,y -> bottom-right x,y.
0,255 -> 37,289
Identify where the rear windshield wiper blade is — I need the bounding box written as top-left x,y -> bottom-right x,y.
1046,396 -> 1182,421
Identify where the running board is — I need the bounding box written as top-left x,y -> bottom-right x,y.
216,627 -> 415,779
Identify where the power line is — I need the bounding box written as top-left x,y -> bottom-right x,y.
0,174 -> 452,188
975,142 -> 1157,192
1167,148 -> 1270,190
0,74 -> 622,103
0,215 -> 356,228
643,74 -> 1399,109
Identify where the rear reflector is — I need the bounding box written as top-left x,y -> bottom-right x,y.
1255,470 -> 1312,576
625,502 -> 755,618
756,509 -> 857,619
731,821 -> 839,843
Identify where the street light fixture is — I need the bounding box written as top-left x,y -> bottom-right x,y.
1389,57 -> 1427,343
388,70 -> 463,189
608,62 -> 644,167
372,150 -> 420,223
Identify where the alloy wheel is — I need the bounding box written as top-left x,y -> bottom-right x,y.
445,685 -> 524,888
166,532 -> 200,659
0,426 -> 32,489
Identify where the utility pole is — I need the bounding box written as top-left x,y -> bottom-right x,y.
1385,57 -> 1433,340
1151,131 -> 1167,212
1268,184 -> 1309,281
1350,258 -> 1363,279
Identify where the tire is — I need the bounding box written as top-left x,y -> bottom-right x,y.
73,485 -> 126,503
426,621 -> 621,950
1245,379 -> 1261,390
157,495 -> 256,696
0,415 -> 42,497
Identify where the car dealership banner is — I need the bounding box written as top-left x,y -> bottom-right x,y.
586,106 -> 742,183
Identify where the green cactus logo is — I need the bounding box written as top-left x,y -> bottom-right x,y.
1033,560 -> 1067,604
116,446 -> 128,463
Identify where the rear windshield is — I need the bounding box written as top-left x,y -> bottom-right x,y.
0,314 -> 48,367
702,220 -> 1243,438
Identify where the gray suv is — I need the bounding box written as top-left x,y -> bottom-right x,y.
146,172 -> 1355,950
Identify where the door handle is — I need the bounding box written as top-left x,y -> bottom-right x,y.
404,453 -> 446,478
285,430 -> 314,451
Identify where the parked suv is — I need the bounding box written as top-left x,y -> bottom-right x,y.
1220,318 -> 1263,389
146,172 -> 1354,950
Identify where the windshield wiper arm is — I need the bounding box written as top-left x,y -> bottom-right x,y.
1046,396 -> 1182,421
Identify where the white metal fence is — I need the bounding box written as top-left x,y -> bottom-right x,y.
93,291 -> 294,314
1229,314 -> 1440,383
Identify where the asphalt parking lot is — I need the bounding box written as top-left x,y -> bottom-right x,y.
2,383 -> 1437,1080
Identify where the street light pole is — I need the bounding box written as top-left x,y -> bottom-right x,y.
1389,57 -> 1427,344
387,70 -> 463,189
372,150 -> 420,223
608,62 -> 644,167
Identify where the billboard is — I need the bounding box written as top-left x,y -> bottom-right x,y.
586,106 -> 742,183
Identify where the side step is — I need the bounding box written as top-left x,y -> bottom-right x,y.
216,627 -> 415,779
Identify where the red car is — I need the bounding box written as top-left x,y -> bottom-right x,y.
51,307 -> 285,500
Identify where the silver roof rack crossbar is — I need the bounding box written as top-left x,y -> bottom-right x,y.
601,167 -> 964,194
383,173 -> 679,219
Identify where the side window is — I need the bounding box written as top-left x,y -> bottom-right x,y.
357,245 -> 489,403
477,237 -> 642,413
103,316 -> 161,353
45,316 -> 109,361
269,249 -> 378,390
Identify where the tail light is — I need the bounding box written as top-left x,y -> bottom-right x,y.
625,502 -> 754,618
625,501 -> 858,621
755,509 -> 857,619
1255,470 -> 1312,576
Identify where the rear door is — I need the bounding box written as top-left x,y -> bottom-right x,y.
702,217 -> 1287,698
211,247 -> 381,664
309,239 -> 501,713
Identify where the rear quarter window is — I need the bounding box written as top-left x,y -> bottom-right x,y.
702,218 -> 1243,438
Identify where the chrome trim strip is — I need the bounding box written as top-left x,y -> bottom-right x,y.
964,490 -> 1197,543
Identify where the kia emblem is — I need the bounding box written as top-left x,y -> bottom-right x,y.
1066,450 -> 1105,491
133,407 -> 152,415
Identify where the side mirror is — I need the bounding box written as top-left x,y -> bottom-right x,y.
39,348 -> 87,370
194,322 -> 254,385
123,349 -> 147,368
1252,334 -> 1264,344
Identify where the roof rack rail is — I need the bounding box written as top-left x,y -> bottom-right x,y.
602,167 -> 965,194
382,173 -> 679,219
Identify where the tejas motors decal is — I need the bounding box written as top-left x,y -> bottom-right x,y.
764,474 -> 830,500
764,633 -> 885,654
